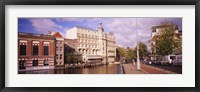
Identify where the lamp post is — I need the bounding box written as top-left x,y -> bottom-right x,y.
136,18 -> 141,70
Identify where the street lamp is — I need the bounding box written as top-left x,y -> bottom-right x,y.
136,18 -> 141,70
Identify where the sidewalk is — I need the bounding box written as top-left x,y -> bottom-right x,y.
141,64 -> 176,74
123,63 -> 146,74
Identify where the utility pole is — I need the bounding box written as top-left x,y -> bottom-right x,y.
136,18 -> 141,70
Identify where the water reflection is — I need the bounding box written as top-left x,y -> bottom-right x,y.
18,64 -> 123,74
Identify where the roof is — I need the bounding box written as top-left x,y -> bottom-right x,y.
48,31 -> 63,38
53,32 -> 63,37
152,24 -> 178,32
18,32 -> 55,39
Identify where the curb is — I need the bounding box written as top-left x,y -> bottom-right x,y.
140,69 -> 149,74
143,64 -> 177,74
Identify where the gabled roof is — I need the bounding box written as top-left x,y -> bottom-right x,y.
53,32 -> 63,38
48,31 -> 63,38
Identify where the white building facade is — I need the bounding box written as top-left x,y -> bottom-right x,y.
65,23 -> 116,64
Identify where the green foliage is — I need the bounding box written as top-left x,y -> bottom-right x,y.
173,39 -> 182,54
65,53 -> 82,64
125,48 -> 136,60
116,47 -> 126,59
138,42 -> 149,58
155,27 -> 175,56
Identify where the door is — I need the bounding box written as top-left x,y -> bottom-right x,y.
19,60 -> 26,69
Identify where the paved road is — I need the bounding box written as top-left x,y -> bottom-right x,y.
141,64 -> 169,74
123,63 -> 176,74
149,65 -> 182,74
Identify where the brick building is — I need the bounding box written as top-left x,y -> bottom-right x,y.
48,32 -> 65,68
18,32 -> 55,70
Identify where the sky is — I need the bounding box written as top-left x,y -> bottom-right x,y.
18,17 -> 182,50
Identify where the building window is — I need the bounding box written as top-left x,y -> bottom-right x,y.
44,60 -> 49,66
32,60 -> 38,66
56,47 -> 58,51
56,54 -> 58,59
19,60 -> 26,69
56,42 -> 59,46
60,54 -> 62,60
60,47 -> 62,51
44,46 -> 49,55
20,45 -> 26,55
79,38 -> 82,42
33,46 -> 39,55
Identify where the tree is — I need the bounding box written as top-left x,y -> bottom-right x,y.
125,48 -> 136,63
138,42 -> 148,58
155,27 -> 175,56
173,39 -> 182,54
65,53 -> 82,64
65,53 -> 73,64
116,47 -> 126,60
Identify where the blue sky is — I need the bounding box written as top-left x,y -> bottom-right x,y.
18,17 -> 182,49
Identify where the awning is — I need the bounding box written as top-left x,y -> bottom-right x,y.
85,55 -> 103,59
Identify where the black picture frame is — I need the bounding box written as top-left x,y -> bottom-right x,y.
0,0 -> 199,92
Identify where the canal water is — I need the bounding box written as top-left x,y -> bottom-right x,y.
18,64 -> 124,74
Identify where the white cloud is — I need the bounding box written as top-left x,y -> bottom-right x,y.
30,18 -> 64,32
100,18 -> 151,49
29,18 -> 68,37
24,17 -> 181,49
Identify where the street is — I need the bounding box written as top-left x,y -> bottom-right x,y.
123,63 -> 181,74
149,65 -> 182,74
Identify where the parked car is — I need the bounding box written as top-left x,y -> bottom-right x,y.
144,58 -> 153,65
161,55 -> 176,65
152,57 -> 162,65
172,55 -> 182,66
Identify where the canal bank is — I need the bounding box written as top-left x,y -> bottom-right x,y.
18,64 -> 124,74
